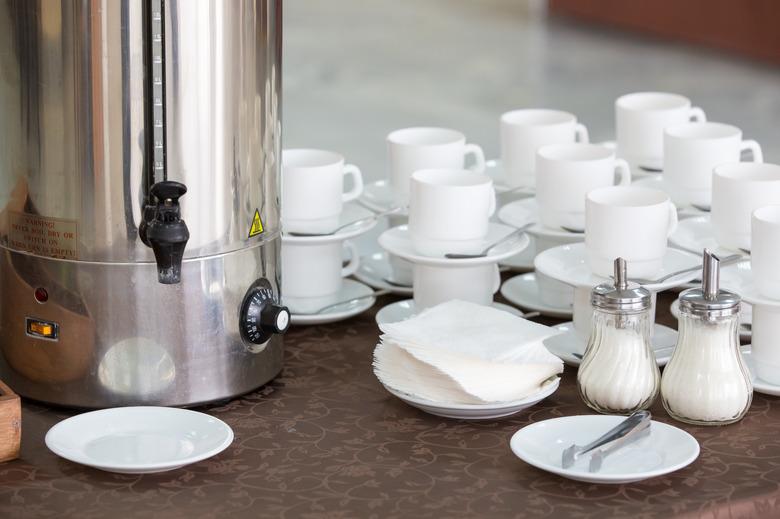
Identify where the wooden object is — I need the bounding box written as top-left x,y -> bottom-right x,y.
0,379 -> 21,462
549,0 -> 780,65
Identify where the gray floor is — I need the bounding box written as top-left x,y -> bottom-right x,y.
284,0 -> 780,179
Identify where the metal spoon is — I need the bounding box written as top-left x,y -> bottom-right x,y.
444,223 -> 533,259
631,253 -> 744,285
638,165 -> 663,173
287,206 -> 405,237
294,289 -> 392,315
559,225 -> 585,234
690,203 -> 711,213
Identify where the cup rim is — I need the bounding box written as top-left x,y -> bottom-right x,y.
387,127 -> 465,147
501,108 -> 576,127
412,168 -> 493,188
615,91 -> 690,112
283,148 -> 345,168
587,186 -> 670,208
537,143 -> 613,162
714,162 -> 780,182
665,122 -> 741,141
753,204 -> 780,225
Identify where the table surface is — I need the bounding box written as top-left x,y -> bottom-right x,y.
1,290 -> 780,519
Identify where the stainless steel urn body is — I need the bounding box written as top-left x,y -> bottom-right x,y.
0,0 -> 287,407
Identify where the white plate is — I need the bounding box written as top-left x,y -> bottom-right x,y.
282,203 -> 377,244
288,279 -> 376,325
45,407 -> 233,474
381,377 -> 559,420
510,414 -> 699,484
376,299 -> 523,325
534,243 -> 701,292
360,179 -> 406,213
669,216 -> 742,257
671,298 -> 752,341
500,273 -> 573,319
497,198 -> 586,241
720,260 -> 780,307
544,322 -> 677,367
743,349 -> 780,397
378,223 -> 531,268
353,251 -> 414,296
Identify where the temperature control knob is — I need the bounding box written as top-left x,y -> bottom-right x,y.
239,278 -> 290,345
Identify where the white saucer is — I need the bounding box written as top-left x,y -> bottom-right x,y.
45,407 -> 234,474
376,299 -> 523,325
534,243 -> 701,292
510,414 -> 699,484
282,203 -> 377,244
669,216 -> 742,257
500,273 -> 573,319
379,223 -> 530,268
381,377 -> 559,420
353,251 -> 413,296
720,260 -> 780,307
497,198 -> 586,241
544,322 -> 678,367
670,298 -> 752,341
743,349 -> 780,397
288,279 -> 376,325
498,240 -> 536,271
485,159 -> 532,195
361,179 -> 405,213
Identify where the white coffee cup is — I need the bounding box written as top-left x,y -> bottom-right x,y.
750,304 -> 780,385
282,149 -> 364,233
751,205 -> 780,300
387,127 -> 485,200
413,263 -> 500,311
408,169 -> 496,257
282,239 -> 360,301
615,92 -> 706,170
586,186 -> 678,278
536,143 -> 631,231
711,163 -> 780,251
500,109 -> 589,188
664,122 -> 763,207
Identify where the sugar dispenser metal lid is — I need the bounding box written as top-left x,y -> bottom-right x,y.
679,249 -> 741,320
591,257 -> 651,313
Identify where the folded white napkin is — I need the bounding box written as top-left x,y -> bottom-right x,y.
373,300 -> 564,404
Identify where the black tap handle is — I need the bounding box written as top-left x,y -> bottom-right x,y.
150,181 -> 187,203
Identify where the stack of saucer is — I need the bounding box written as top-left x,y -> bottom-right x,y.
373,300 -> 563,419
377,168 -> 530,324
281,149 -> 379,325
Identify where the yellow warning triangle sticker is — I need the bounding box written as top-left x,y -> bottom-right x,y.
248,209 -> 264,238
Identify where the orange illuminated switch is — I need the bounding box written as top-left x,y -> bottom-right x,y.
26,318 -> 59,340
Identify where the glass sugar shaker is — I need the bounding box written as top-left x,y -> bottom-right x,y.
661,249 -> 752,425
578,257 -> 660,414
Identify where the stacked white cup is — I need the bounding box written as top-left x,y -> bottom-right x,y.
281,149 -> 365,308
407,168 -> 499,311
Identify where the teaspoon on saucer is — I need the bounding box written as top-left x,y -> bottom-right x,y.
287,206 -> 404,237
444,223 -> 533,259
295,289 -> 392,315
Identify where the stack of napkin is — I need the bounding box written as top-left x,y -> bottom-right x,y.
373,300 -> 564,404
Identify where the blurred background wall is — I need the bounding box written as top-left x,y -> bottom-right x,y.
284,0 -> 780,182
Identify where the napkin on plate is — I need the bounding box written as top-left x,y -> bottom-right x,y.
373,300 -> 564,404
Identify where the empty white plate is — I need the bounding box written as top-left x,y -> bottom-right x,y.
376,299 -> 522,325
382,378 -> 559,420
543,322 -> 677,367
45,406 -> 234,474
500,273 -> 573,319
510,414 -> 699,484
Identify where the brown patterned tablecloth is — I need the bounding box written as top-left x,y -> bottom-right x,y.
1,291 -> 780,518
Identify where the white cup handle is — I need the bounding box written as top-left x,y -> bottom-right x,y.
464,143 -> 486,173
342,164 -> 364,202
341,241 -> 360,277
492,264 -> 501,294
688,106 -> 707,122
741,140 -> 764,163
574,123 -> 589,143
614,158 -> 632,186
667,201 -> 679,237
